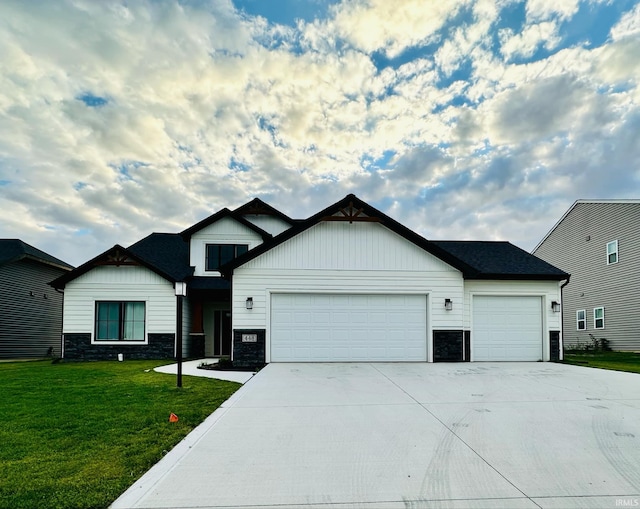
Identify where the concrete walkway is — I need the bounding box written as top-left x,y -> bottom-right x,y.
153,358 -> 256,384
113,362 -> 640,509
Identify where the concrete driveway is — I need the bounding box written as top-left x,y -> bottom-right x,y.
113,363 -> 640,509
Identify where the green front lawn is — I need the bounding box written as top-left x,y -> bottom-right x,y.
0,360 -> 240,509
562,351 -> 640,374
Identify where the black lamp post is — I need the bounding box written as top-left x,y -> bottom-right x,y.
175,282 -> 187,388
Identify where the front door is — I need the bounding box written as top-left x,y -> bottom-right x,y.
214,309 -> 232,357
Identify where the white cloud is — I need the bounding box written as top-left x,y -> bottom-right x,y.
329,0 -> 471,58
610,3 -> 640,41
499,21 -> 561,61
0,0 -> 638,265
525,0 -> 580,22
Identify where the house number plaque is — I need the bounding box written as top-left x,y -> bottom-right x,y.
242,333 -> 258,343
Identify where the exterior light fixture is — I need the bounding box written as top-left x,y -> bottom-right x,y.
174,282 -> 187,297
246,297 -> 254,310
551,301 -> 560,312
444,298 -> 453,311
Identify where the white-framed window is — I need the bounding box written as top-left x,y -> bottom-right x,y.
95,301 -> 146,341
576,309 -> 586,330
594,307 -> 605,329
205,244 -> 248,271
607,240 -> 618,265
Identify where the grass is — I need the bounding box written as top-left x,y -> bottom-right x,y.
562,350 -> 640,374
0,360 -> 241,509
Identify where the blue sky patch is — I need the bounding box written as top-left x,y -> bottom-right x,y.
77,93 -> 108,107
109,161 -> 148,182
0,179 -> 10,186
230,158 -> 251,172
233,0 -> 339,26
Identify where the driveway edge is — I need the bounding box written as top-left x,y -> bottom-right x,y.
110,366 -> 268,508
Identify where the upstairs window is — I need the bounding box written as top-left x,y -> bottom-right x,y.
594,307 -> 605,329
576,310 -> 586,330
607,240 -> 618,265
95,301 -> 145,341
205,244 -> 248,271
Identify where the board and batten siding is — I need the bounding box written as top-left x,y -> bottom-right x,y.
463,279 -> 563,361
0,260 -> 68,358
190,216 -> 265,276
232,221 -> 464,360
62,265 -> 176,338
534,202 -> 640,351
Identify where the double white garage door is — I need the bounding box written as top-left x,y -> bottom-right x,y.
271,294 -> 427,362
270,293 -> 543,362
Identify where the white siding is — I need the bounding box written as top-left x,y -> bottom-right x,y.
232,221 -> 464,362
242,222 -> 458,272
242,215 -> 292,236
63,265 -> 176,338
190,217 -> 265,276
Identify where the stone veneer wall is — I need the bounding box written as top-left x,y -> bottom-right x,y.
550,331 -> 560,361
233,329 -> 266,369
63,333 -> 174,361
433,330 -> 464,362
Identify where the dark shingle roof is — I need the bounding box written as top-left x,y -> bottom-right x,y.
0,239 -> 73,270
127,233 -> 192,281
50,234 -> 193,289
431,241 -> 569,279
222,195 -> 568,281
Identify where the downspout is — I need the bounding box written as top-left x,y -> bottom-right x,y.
559,276 -> 571,361
55,287 -> 64,359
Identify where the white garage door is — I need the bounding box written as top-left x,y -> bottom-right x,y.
270,294 -> 427,362
473,296 -> 543,361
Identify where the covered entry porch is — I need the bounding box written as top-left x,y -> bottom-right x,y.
186,279 -> 232,359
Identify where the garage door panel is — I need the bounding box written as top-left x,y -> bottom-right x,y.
271,293 -> 427,362
473,296 -> 542,362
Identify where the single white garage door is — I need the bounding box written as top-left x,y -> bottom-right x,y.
473,296 -> 543,361
270,294 -> 427,362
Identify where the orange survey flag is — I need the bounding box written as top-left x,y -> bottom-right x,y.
169,413 -> 179,422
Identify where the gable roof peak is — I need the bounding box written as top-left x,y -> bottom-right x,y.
180,206 -> 272,240
233,197 -> 295,223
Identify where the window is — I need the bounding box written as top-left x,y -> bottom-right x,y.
607,240 -> 618,264
205,244 -> 248,271
95,301 -> 145,341
594,307 -> 605,329
576,309 -> 586,330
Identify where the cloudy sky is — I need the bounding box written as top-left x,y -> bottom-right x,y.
1,0 -> 639,266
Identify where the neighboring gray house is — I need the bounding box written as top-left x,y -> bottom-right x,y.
0,239 -> 73,358
52,195 -> 569,364
533,200 -> 640,351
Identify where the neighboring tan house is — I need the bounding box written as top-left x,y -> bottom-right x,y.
0,239 -> 73,358
533,200 -> 640,351
52,195 -> 569,365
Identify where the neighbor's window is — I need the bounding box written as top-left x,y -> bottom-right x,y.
95,301 -> 145,341
594,307 -> 605,329
607,240 -> 618,265
576,309 -> 586,330
205,244 -> 248,271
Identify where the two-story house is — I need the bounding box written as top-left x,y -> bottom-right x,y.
52,194 -> 569,364
0,239 -> 73,358
533,200 -> 640,351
